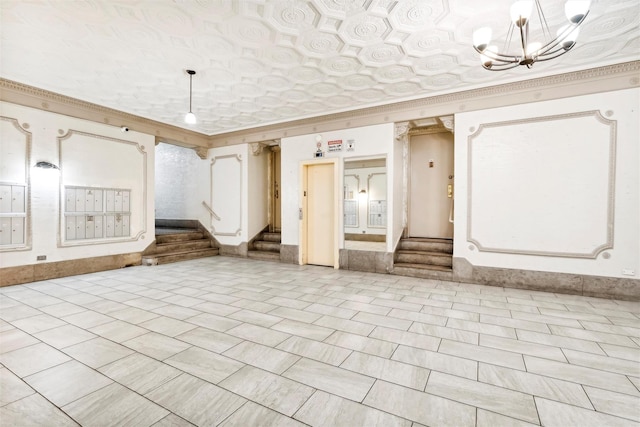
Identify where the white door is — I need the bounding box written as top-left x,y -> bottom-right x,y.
409,132 -> 454,238
305,163 -> 334,266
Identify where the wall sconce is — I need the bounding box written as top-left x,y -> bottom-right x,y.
359,189 -> 367,194
34,161 -> 59,170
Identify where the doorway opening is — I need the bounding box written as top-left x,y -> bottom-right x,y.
408,130 -> 454,239
269,146 -> 281,233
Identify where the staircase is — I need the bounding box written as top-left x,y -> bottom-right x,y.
142,221 -> 219,266
247,231 -> 281,262
391,237 -> 453,280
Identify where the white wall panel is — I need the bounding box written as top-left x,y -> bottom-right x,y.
455,88 -> 639,279
211,154 -> 242,237
0,118 -> 28,184
468,112 -> 614,258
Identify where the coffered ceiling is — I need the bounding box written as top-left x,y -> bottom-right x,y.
1,0 -> 638,136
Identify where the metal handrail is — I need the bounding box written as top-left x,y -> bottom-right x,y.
449,199 -> 454,224
202,201 -> 221,221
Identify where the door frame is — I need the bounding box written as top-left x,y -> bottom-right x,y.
268,146 -> 281,232
299,157 -> 341,269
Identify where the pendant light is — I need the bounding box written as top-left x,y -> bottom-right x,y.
184,69 -> 196,124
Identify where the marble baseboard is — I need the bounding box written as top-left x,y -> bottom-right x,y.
219,242 -> 248,258
340,249 -> 393,274
280,245 -> 299,265
452,258 -> 640,301
344,234 -> 386,242
0,253 -> 142,287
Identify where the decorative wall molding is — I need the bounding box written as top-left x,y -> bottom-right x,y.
193,147 -> 208,159
467,110 -> 617,259
57,130 -> 148,247
394,121 -> 411,142
250,142 -> 267,156
439,115 -> 454,133
0,116 -> 32,252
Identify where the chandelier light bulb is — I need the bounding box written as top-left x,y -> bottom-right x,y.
510,0 -> 533,27
565,0 -> 591,24
473,27 -> 493,51
481,45 -> 498,69
557,25 -> 580,49
526,41 -> 542,57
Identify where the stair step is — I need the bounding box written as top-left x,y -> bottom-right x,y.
247,250 -> 281,262
262,232 -> 282,243
142,248 -> 219,266
154,239 -> 212,254
156,231 -> 204,244
395,250 -> 452,267
398,238 -> 453,254
254,240 -> 281,253
391,263 -> 453,281
155,219 -> 200,229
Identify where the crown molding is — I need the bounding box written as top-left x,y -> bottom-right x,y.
2,61 -> 638,150
0,78 -> 209,149
208,61 -> 640,147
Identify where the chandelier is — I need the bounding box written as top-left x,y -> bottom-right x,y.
473,1 -> 590,71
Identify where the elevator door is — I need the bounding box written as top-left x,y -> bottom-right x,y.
409,132 -> 454,238
305,163 -> 335,266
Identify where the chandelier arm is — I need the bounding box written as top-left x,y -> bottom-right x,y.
483,62 -> 522,71
472,46 -> 519,62
535,48 -> 577,62
536,17 -> 587,57
535,37 -> 570,57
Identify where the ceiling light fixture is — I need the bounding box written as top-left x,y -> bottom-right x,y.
184,69 -> 196,124
473,0 -> 590,71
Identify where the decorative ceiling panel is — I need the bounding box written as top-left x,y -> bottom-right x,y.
0,0 -> 638,136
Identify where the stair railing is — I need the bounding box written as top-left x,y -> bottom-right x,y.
202,201 -> 221,221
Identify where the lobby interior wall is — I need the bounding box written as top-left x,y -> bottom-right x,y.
453,88 -> 639,284
0,101 -> 155,273
280,123 -> 396,252
154,143 -> 208,222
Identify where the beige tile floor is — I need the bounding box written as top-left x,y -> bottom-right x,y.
1,256 -> 639,427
